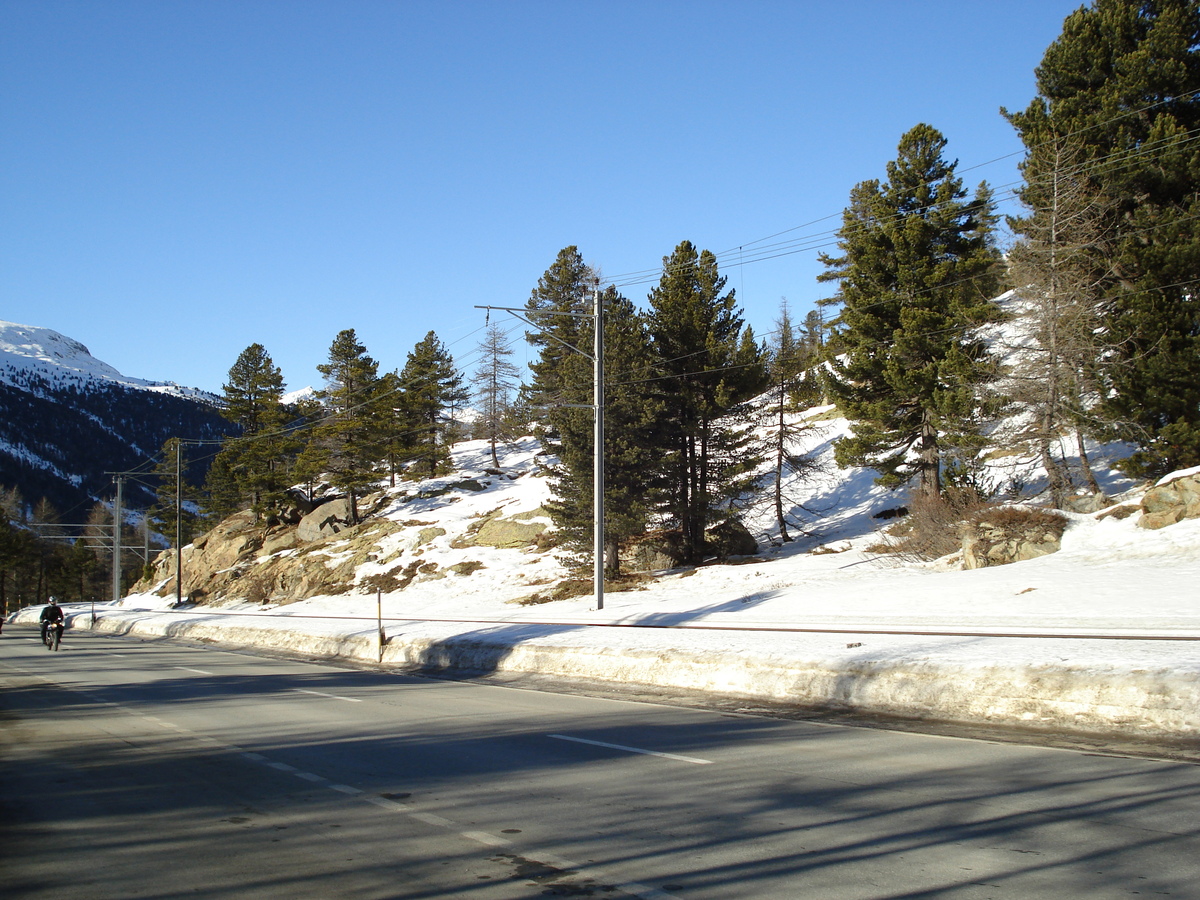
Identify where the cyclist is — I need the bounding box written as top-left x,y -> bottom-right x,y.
40,597 -> 65,646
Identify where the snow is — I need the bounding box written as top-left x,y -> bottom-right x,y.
14,428 -> 1198,743
0,319 -> 214,400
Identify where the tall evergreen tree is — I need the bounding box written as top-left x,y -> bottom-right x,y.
374,370 -> 408,487
760,298 -> 824,543
208,343 -> 296,521
522,247 -> 598,442
646,240 -> 768,564
820,124 -> 1003,498
544,288 -> 667,576
300,329 -> 382,523
1004,0 -> 1200,475
400,331 -> 468,478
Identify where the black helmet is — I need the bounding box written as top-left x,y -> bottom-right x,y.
48,597 -> 58,606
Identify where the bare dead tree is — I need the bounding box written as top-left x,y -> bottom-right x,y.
471,322 -> 523,469
1005,138 -> 1115,505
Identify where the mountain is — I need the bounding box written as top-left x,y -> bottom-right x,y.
0,320 -> 236,521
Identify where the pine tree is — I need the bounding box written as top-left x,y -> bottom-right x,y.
1004,0 -> 1200,475
148,438 -> 204,548
820,124 -> 1003,499
400,331 -> 468,478
374,371 -> 407,487
303,329 -> 382,523
522,247 -> 598,443
209,343 -> 296,521
646,240 -> 768,564
202,448 -> 243,520
471,323 -> 523,469
544,288 -> 667,576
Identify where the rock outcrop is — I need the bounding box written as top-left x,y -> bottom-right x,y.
961,507 -> 1068,570
1139,470 -> 1200,530
452,506 -> 551,549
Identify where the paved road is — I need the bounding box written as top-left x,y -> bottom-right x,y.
2,625 -> 1198,899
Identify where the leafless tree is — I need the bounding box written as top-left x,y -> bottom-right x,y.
1005,139 -> 1114,505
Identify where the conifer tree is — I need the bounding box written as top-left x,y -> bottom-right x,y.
522,247 -> 597,442
148,438 -> 204,548
646,240 -> 768,563
1004,0 -> 1200,475
302,329 -> 382,523
544,288 -> 667,576
400,331 -> 468,478
209,343 -> 296,521
760,298 -> 823,542
820,124 -> 1003,499
1005,139 -> 1112,504
202,450 -> 242,520
471,323 -> 523,469
373,370 -> 408,487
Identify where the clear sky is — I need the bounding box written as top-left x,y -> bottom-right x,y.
1,0 -> 1085,395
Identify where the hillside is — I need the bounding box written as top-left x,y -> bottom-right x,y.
0,320 -> 235,517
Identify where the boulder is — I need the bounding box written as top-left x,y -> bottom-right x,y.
297,498 -> 356,543
622,531 -> 685,573
619,521 -> 758,573
706,519 -> 758,558
468,507 -> 550,549
1063,492 -> 1110,514
961,507 -> 1067,570
417,526 -> 446,546
258,529 -> 298,558
1139,472 -> 1200,530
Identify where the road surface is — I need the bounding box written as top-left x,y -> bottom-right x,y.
2,625 -> 1197,898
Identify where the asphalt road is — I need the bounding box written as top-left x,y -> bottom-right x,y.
2,625 -> 1198,899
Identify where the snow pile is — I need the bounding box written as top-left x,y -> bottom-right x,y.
12,423 -> 1198,742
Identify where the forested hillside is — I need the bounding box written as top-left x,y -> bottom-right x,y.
0,379 -> 233,516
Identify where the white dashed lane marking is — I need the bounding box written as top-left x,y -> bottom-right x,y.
292,688 -> 361,702
548,733 -> 713,765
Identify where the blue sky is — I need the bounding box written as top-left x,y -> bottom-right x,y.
1,0 -> 1084,394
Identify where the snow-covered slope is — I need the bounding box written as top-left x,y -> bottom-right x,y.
0,320 -> 231,512
0,320 -> 214,400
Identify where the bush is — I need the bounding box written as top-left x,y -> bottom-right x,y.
872,485 -> 993,562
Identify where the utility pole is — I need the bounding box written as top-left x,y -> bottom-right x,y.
175,440 -> 183,607
112,475 -> 123,604
475,291 -> 606,610
592,287 -> 605,610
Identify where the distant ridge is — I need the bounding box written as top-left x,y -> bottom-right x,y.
0,320 -> 235,520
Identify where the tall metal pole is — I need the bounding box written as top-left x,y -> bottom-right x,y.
112,475 -> 123,604
175,440 -> 183,607
593,287 -> 605,611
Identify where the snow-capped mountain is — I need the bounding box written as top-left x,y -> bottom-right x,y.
0,320 -> 235,517
0,320 -> 215,401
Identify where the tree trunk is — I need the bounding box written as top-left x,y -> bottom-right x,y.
919,408 -> 941,499
1077,430 -> 1101,495
774,381 -> 792,542
604,536 -> 620,579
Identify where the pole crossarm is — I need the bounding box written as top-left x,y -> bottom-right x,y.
474,305 -> 595,362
